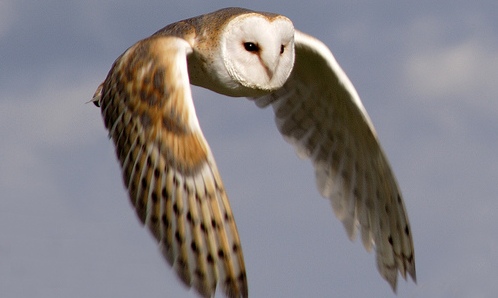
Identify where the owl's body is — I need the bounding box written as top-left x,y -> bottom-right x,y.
93,7 -> 416,297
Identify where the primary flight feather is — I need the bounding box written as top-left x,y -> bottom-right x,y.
93,7 -> 416,297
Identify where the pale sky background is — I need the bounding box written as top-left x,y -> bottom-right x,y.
1,1 -> 498,297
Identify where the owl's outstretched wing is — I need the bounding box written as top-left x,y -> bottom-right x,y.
94,36 -> 247,298
254,30 -> 416,290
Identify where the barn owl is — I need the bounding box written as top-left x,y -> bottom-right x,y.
92,7 -> 416,297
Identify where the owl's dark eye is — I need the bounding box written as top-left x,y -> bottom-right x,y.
243,42 -> 259,52
280,45 -> 285,54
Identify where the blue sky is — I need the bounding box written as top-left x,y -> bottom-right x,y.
1,1 -> 498,297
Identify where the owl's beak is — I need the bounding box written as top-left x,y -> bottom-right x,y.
263,64 -> 274,79
261,52 -> 279,80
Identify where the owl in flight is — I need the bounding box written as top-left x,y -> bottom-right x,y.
93,7 -> 416,297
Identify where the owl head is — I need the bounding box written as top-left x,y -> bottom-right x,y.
188,9 -> 295,97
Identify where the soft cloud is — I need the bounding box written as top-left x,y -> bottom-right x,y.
404,16 -> 498,103
407,39 -> 498,100
0,66 -> 103,198
400,15 -> 498,140
0,78 -> 101,150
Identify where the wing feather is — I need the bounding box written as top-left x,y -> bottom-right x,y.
254,30 -> 416,290
95,35 -> 247,298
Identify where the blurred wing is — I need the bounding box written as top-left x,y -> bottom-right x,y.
94,36 -> 247,298
255,31 -> 416,290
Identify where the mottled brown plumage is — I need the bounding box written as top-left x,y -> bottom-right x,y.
95,35 -> 247,297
